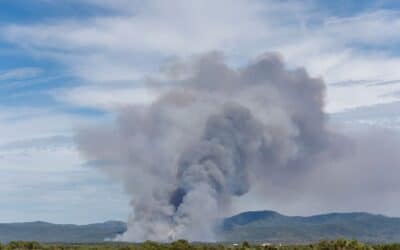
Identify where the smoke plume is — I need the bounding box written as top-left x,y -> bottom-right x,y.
76,52 -> 334,241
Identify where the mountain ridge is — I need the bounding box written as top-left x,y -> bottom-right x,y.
221,210 -> 400,243
1,211 -> 400,243
0,220 -> 126,243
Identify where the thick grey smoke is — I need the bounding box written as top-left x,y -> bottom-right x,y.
76,52 -> 333,241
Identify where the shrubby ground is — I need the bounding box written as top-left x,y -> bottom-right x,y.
1,239 -> 400,250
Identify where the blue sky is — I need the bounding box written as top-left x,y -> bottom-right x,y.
2,0 -> 400,224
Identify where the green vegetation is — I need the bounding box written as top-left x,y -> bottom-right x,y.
1,239 -> 400,250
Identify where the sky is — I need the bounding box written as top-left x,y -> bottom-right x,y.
2,0 -> 400,224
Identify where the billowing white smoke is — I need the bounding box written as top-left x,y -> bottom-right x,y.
76,52 -> 333,241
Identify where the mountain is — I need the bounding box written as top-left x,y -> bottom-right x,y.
221,210 -> 400,243
0,221 -> 126,243
1,211 -> 400,243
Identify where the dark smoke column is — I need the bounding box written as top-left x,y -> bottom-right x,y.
76,52 -> 329,241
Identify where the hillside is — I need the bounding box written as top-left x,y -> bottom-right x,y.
221,210 -> 400,243
1,211 -> 400,243
0,221 -> 126,243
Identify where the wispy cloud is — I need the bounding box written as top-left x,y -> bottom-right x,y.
53,84 -> 158,111
0,67 -> 42,81
3,1 -> 400,113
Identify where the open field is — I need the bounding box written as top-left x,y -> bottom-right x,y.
1,240 -> 400,250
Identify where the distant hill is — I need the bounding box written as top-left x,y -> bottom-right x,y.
0,221 -> 126,243
1,211 -> 400,243
221,210 -> 400,243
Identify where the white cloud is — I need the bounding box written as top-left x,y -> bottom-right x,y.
3,2 -> 400,113
0,168 -> 130,224
0,67 -> 42,81
54,84 -> 158,111
0,106 -> 129,223
322,10 -> 400,45
0,107 -> 84,143
326,81 -> 400,113
0,0 -> 284,82
0,107 -> 91,171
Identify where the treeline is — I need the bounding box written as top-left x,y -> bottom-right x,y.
1,239 -> 400,250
